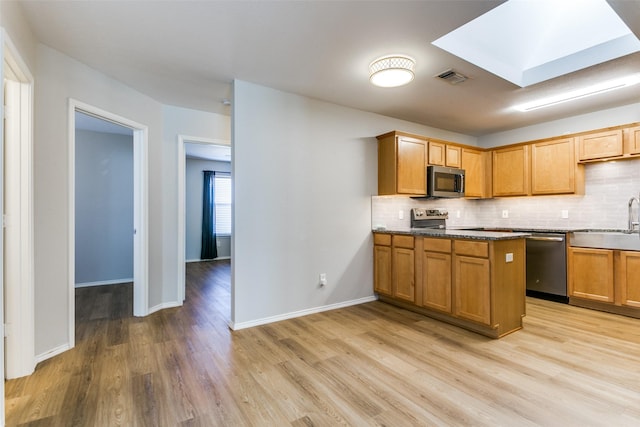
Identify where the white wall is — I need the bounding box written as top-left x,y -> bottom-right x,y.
33,45 -> 165,355
185,158 -> 231,261
477,102 -> 640,148
231,80 -> 474,327
163,105 -> 230,302
75,129 -> 133,286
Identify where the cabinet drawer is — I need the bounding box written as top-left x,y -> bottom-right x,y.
423,238 -> 451,253
374,233 -> 392,246
454,240 -> 488,258
393,235 -> 414,249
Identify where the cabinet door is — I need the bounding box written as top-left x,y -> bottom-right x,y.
627,126 -> 640,155
578,129 -> 623,160
446,145 -> 462,168
393,247 -> 415,302
531,138 -> 575,194
428,141 -> 445,166
568,247 -> 614,302
492,145 -> 529,196
374,245 -> 392,295
397,137 -> 427,194
422,251 -> 452,313
620,251 -> 640,308
461,148 -> 485,198
454,255 -> 490,325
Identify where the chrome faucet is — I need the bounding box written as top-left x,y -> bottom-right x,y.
629,196 -> 640,233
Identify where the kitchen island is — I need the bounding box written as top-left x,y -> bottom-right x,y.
373,228 -> 529,338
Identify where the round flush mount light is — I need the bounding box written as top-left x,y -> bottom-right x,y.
369,54 -> 416,87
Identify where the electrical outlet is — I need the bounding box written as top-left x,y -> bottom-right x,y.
561,210 -> 569,219
502,210 -> 509,218
319,273 -> 327,286
398,210 -> 404,220
456,210 -> 461,218
505,253 -> 514,263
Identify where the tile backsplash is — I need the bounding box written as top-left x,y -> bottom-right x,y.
372,159 -> 640,230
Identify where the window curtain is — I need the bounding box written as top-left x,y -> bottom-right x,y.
201,170 -> 217,260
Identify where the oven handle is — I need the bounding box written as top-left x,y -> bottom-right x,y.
526,236 -> 565,242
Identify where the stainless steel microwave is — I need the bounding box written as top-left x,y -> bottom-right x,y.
427,165 -> 465,198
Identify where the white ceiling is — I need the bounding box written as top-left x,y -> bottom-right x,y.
16,0 -> 640,137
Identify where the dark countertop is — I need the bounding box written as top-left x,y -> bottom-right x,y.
373,227 -> 530,241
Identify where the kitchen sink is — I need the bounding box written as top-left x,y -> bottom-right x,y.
570,231 -> 640,251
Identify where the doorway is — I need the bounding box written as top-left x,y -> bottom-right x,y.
177,136 -> 231,317
68,100 -> 148,347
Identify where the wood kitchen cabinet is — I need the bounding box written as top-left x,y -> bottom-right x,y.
421,238 -> 452,313
373,233 -> 415,302
392,235 -> 415,302
578,129 -> 623,161
377,132 -> 427,195
373,233 -> 392,296
461,147 -> 489,198
428,140 -> 461,168
453,240 -> 491,325
619,251 -> 640,308
531,137 -> 583,195
568,247 -> 614,303
626,126 -> 640,155
492,145 -> 530,196
375,233 -> 526,338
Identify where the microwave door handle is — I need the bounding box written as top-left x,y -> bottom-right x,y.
457,174 -> 465,193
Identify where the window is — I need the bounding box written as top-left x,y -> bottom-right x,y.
214,172 -> 231,235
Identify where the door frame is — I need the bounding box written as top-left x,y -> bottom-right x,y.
68,100 -> 149,347
176,135 -> 230,303
2,27 -> 35,383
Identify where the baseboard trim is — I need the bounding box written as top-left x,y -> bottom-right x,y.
186,257 -> 230,263
147,300 -> 182,315
35,343 -> 71,364
75,278 -> 133,288
229,295 -> 377,331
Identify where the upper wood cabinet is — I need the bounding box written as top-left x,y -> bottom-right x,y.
626,126 -> 640,155
461,148 -> 489,198
377,132 -> 427,196
578,129 -> 623,161
492,145 -> 530,197
428,140 -> 462,168
531,137 -> 583,195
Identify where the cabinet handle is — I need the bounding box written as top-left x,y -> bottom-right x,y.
525,236 -> 564,242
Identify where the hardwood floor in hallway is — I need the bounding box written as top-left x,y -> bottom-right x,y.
5,259 -> 640,426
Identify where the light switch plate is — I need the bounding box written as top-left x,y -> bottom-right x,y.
505,253 -> 514,262
502,210 -> 509,218
561,210 -> 569,219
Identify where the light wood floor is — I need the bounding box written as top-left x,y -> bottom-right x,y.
6,260 -> 640,426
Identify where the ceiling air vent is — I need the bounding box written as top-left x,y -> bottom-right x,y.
436,69 -> 468,85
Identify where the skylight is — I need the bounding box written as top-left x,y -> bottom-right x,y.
432,0 -> 640,87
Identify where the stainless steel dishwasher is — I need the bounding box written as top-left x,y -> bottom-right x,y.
525,232 -> 568,303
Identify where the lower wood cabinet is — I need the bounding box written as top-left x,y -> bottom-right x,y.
454,255 -> 490,325
374,233 -> 526,338
373,233 -> 415,302
620,251 -> 640,308
373,235 -> 392,296
568,247 -> 640,317
421,238 -> 452,313
568,247 -> 614,302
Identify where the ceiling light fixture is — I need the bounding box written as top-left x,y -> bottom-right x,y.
514,74 -> 640,112
369,55 -> 415,88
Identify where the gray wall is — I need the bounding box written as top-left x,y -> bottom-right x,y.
75,129 -> 133,286
185,158 -> 231,261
